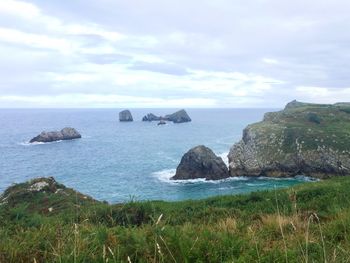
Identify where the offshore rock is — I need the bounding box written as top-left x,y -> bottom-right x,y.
30,127 -> 81,143
119,110 -> 133,122
157,120 -> 166,125
172,145 -> 229,180
165,109 -> 191,123
142,113 -> 161,121
142,110 -> 191,123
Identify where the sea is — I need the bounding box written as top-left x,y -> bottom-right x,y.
0,108 -> 313,203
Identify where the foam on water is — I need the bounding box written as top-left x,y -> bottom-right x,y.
152,169 -> 176,182
218,151 -> 229,166
19,140 -> 63,146
152,168 -> 251,185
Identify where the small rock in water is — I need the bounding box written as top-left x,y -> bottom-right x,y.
142,113 -> 161,121
119,110 -> 133,122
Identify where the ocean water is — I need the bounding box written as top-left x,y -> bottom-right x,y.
0,108 -> 312,203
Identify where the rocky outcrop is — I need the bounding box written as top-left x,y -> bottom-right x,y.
172,145 -> 229,180
157,120 -> 166,125
142,110 -> 191,123
142,113 -> 161,121
165,109 -> 191,123
0,177 -> 97,209
228,100 -> 350,179
119,110 -> 133,122
30,127 -> 81,143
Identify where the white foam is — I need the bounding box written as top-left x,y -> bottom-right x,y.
152,169 -> 176,182
257,175 -> 318,182
217,151 -> 229,166
19,140 -> 63,146
152,168 -> 250,184
152,169 -> 209,184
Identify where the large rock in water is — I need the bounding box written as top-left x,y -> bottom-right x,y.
165,109 -> 191,123
172,145 -> 229,180
142,110 -> 191,123
30,127 -> 81,143
119,110 -> 133,122
228,100 -> 350,179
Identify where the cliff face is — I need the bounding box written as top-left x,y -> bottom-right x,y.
228,101 -> 350,178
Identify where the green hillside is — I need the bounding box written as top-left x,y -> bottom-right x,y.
1,176 -> 350,262
229,101 -> 350,178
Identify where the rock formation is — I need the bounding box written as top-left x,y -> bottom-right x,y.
142,113 -> 161,121
157,120 -> 166,125
142,109 -> 191,123
228,100 -> 350,178
119,110 -> 133,122
30,127 -> 81,143
172,145 -> 229,180
0,177 -> 97,208
165,109 -> 191,123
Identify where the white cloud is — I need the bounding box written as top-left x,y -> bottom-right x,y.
1,0 -> 350,107
295,86 -> 350,103
262,58 -> 279,65
0,0 -> 40,19
0,94 -> 216,108
0,27 -> 73,53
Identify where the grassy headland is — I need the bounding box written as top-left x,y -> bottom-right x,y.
1,176 -> 350,262
229,101 -> 350,178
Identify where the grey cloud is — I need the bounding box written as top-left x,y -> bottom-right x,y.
2,0 -> 350,107
84,53 -> 132,65
129,62 -> 189,76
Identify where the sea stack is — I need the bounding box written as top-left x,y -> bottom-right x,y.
30,127 -> 81,143
119,110 -> 133,122
142,110 -> 191,123
165,109 -> 191,123
172,145 -> 229,180
142,113 -> 161,122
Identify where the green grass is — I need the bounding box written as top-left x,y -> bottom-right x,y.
1,176 -> 350,262
253,103 -> 350,154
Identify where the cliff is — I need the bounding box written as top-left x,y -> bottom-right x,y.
228,100 -> 350,178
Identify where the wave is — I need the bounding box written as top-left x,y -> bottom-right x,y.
152,168 -> 249,184
19,140 -> 63,146
294,175 -> 319,182
217,151 -> 229,166
257,175 -> 318,182
152,169 -> 208,184
152,169 -> 176,182
18,136 -> 88,146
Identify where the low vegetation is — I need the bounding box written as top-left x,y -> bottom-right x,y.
1,176 -> 350,262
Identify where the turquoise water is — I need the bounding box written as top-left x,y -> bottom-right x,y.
0,108 -> 311,203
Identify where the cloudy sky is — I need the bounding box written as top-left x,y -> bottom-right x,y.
0,0 -> 349,108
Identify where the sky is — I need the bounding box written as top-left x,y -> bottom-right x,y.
0,0 -> 350,108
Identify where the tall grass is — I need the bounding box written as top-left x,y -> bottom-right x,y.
1,176 -> 350,262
